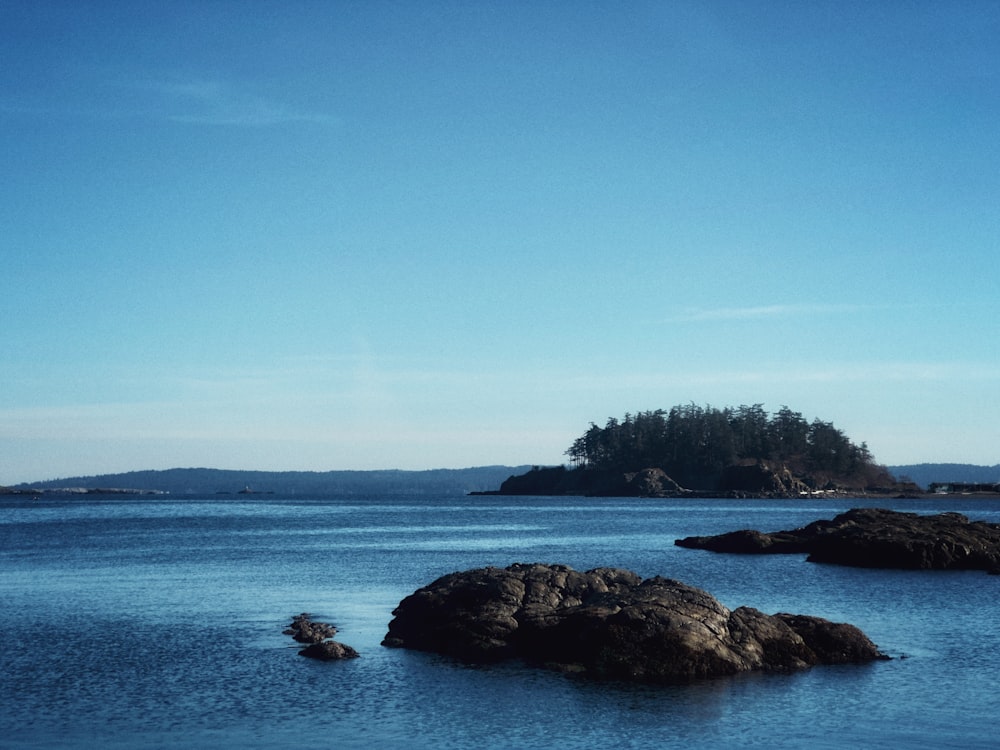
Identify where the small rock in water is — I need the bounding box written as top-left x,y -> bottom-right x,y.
299,640 -> 360,661
284,612 -> 338,643
285,612 -> 359,660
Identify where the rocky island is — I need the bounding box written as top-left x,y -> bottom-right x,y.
382,563 -> 886,682
488,404 -> 915,498
675,507 -> 1000,573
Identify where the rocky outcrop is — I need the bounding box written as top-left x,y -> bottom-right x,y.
675,507 -> 1000,573
494,466 -> 689,497
621,468 -> 686,497
285,613 -> 359,660
381,563 -> 885,682
299,640 -> 360,660
718,461 -> 811,496
284,612 -> 339,643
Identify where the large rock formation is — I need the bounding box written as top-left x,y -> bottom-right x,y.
675,507 -> 1000,573
382,563 -> 885,682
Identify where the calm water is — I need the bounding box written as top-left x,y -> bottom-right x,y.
2,494 -> 999,749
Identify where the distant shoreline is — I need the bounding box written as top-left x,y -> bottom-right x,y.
5,463 -> 998,499
471,489 -> 1000,499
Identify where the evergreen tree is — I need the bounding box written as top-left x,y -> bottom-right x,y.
564,403 -> 884,489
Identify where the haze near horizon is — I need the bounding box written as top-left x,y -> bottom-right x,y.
3,1 -> 998,485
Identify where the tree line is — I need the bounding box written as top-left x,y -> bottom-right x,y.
565,404 -> 887,489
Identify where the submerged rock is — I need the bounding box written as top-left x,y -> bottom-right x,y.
382,563 -> 885,682
675,507 -> 1000,573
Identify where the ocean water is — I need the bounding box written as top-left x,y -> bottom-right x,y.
2,493 -> 999,749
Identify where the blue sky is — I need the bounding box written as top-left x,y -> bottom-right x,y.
2,1 -> 998,484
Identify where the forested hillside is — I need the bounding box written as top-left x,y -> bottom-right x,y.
564,404 -> 890,490
12,466 -> 532,496
498,404 -> 899,497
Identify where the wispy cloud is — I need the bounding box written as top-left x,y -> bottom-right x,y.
671,303 -> 876,323
151,78 -> 337,127
559,360 -> 1000,393
2,71 -> 337,127
90,73 -> 339,127
161,81 -> 336,127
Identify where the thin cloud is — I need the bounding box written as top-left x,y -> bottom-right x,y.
2,72 -> 337,127
561,361 -> 1000,392
110,75 -> 338,127
672,303 -> 874,322
169,95 -> 337,127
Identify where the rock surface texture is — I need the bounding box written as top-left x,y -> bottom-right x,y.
382,563 -> 885,682
675,507 -> 1000,573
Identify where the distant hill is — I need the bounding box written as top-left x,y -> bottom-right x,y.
888,464 -> 1000,490
15,462 -> 999,496
11,466 -> 533,496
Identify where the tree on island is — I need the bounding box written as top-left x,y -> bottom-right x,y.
502,404 -> 899,496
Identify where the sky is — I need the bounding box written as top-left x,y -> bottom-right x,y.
2,1 -> 999,484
